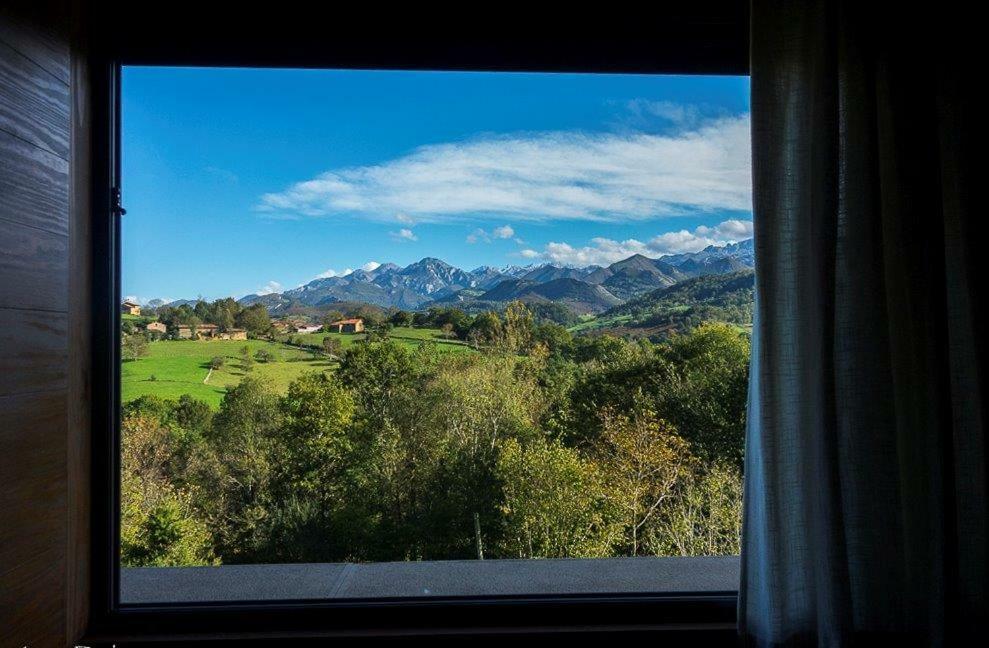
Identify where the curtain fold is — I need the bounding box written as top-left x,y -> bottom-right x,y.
741,2 -> 986,645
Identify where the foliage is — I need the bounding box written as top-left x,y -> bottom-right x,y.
122,333 -> 149,361
120,315 -> 750,566
495,438 -> 618,558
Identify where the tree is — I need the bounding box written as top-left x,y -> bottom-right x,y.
122,333 -> 149,361
502,300 -> 534,353
236,303 -> 271,335
389,310 -> 414,328
322,336 -> 342,358
120,415 -> 215,566
440,322 -> 455,339
210,356 -> 225,370
254,349 -> 273,363
468,311 -> 502,347
320,310 -> 345,329
495,438 -> 618,558
206,378 -> 284,559
596,400 -> 694,555
655,323 -> 750,466
651,461 -> 742,556
279,372 -> 356,496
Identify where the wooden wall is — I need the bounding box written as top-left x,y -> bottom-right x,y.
0,1 -> 88,646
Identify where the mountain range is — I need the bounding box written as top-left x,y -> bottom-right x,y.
230,238 -> 755,316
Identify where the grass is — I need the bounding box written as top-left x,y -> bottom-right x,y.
292,326 -> 473,354
122,327 -> 473,408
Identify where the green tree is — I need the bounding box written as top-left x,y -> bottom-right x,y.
389,310 -> 414,328
279,372 -> 356,497
655,323 -> 750,466
495,438 -> 618,558
122,333 -> 149,361
206,378 -> 284,560
322,336 -> 343,357
236,303 -> 271,335
120,415 -> 215,567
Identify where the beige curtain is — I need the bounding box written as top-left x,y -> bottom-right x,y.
741,1 -> 986,645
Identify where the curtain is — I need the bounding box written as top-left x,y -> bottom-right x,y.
741,1 -> 986,645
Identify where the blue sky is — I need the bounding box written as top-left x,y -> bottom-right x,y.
122,68 -> 750,302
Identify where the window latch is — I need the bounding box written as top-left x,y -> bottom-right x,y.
112,186 -> 127,216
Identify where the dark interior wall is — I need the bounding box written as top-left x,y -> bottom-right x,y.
0,1 -> 88,645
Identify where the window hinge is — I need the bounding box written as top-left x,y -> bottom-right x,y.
112,186 -> 127,216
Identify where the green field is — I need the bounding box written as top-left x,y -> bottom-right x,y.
122,327 -> 472,407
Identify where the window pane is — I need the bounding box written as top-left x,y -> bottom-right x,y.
119,67 -> 751,602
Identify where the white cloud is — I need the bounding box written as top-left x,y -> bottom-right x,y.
257,281 -> 283,295
256,114 -> 751,222
361,261 -> 381,272
391,228 -> 418,242
314,268 -> 354,280
467,224 -> 516,244
395,213 -> 414,224
519,219 -> 753,267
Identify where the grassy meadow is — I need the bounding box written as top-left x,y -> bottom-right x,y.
122,327 -> 473,407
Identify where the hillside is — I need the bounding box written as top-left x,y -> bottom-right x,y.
576,270 -> 755,337
478,277 -> 621,315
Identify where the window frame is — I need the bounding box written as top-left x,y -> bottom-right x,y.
87,15 -> 748,642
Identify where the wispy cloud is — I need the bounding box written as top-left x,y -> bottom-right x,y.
256,280 -> 283,295
314,268 -> 353,280
467,224 -> 516,244
256,114 -> 751,222
390,228 -> 418,242
361,261 -> 381,272
516,219 -> 752,267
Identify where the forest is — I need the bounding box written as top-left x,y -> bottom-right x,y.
121,301 -> 749,566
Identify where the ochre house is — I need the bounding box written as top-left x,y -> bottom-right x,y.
121,300 -> 141,316
328,318 -> 365,334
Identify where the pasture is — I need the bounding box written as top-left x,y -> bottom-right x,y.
121,327 -> 473,407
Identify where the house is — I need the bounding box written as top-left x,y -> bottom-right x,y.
328,318 -> 365,334
146,321 -> 167,335
220,328 -> 247,340
121,300 -> 141,316
296,324 -> 322,334
176,323 -> 220,339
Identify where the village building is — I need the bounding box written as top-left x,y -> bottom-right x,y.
145,321 -> 167,335
176,323 -> 220,339
121,300 -> 141,316
327,318 -> 365,334
219,328 -> 248,340
295,324 -> 322,334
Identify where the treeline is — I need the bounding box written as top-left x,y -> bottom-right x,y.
121,304 -> 748,566
149,298 -> 272,336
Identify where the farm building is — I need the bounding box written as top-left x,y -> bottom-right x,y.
121,300 -> 141,316
296,324 -> 322,334
220,328 -> 248,340
177,323 -> 219,339
145,321 -> 167,335
328,318 -> 364,334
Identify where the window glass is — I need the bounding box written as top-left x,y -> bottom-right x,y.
119,67 -> 752,602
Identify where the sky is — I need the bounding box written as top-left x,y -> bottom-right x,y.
121,68 -> 751,303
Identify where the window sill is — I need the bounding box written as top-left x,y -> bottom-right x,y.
121,555 -> 739,604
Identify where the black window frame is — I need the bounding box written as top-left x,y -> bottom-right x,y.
86,9 -> 749,643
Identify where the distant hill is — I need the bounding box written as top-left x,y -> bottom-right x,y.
227,239 -> 755,315
584,254 -> 688,301
579,270 -> 755,338
477,277 -> 621,315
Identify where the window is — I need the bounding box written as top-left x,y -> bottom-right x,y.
115,67 -> 752,607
